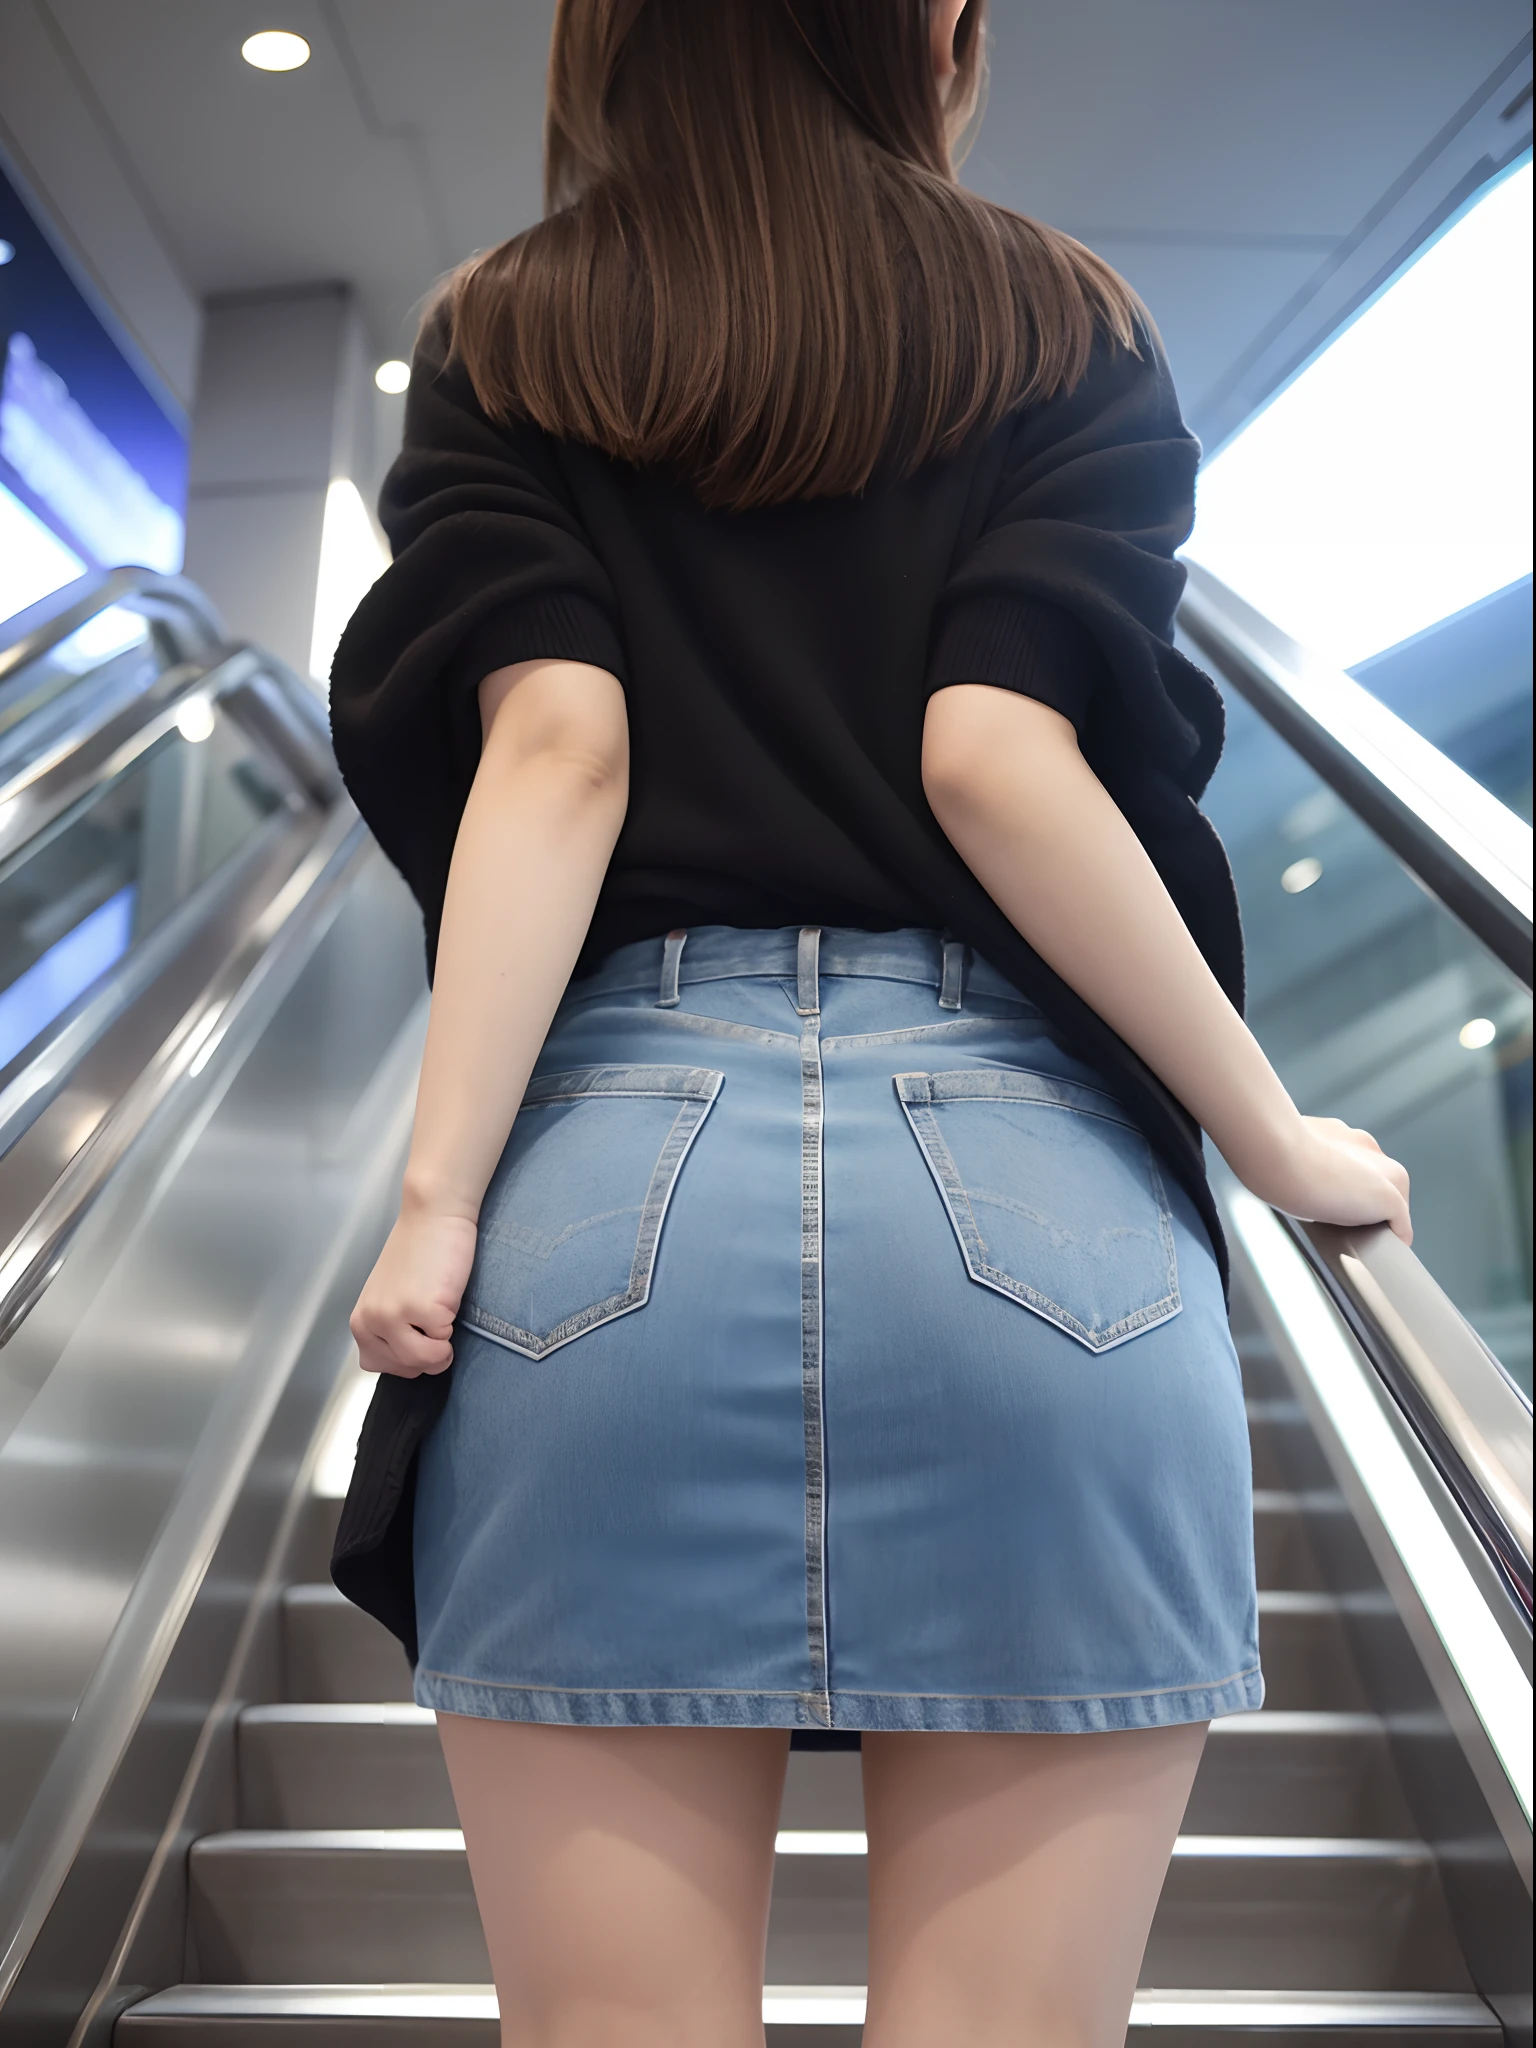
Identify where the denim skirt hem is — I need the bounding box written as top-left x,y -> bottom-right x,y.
414,1665 -> 1265,1733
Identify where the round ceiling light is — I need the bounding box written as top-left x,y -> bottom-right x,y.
241,30 -> 311,71
374,359 -> 411,395
0,241 -> 14,267
1459,1017 -> 1497,1051
1279,856 -> 1322,895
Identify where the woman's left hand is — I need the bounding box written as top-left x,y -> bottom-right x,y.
350,1206 -> 478,1377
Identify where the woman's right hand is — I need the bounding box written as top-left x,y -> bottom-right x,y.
1244,1115 -> 1413,1244
350,1205 -> 479,1377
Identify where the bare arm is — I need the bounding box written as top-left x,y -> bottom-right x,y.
922,685 -> 1410,1238
351,657 -> 629,1377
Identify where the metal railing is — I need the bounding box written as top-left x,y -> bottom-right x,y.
1178,560 -> 1534,990
0,573 -> 355,1348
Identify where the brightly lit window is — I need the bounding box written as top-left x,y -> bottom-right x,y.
1188,157 -> 1533,670
0,480 -> 86,631
308,477 -> 388,686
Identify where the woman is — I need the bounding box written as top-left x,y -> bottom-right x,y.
330,2 -> 1411,2041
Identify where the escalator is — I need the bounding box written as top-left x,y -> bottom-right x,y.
0,566 -> 1527,2045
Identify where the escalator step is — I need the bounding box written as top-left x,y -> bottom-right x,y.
184,1829 -> 1471,1990
116,1984 -> 1500,2044
237,1703 -> 1412,1837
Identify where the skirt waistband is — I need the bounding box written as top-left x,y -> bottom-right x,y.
569,924 -> 1040,1012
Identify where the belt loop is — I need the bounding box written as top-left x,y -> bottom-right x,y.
657,928 -> 687,1007
796,926 -> 822,1015
938,936 -> 966,1011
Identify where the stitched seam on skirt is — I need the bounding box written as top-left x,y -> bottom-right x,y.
822,1015 -> 1041,1051
417,1672 -> 810,1696
839,1662 -> 1262,1702
799,999 -> 830,1726
625,1008 -> 799,1048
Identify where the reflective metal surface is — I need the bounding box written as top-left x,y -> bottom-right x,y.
0,851 -> 427,2031
1180,564 -> 1534,987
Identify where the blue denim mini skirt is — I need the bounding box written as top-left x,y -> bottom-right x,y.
412,926 -> 1263,1733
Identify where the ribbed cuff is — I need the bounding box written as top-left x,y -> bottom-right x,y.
455,591 -> 628,693
927,594 -> 1107,732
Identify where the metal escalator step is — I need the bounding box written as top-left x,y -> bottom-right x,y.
116,1984 -> 1499,2044
1246,1399 -> 1312,1489
1192,1714 -> 1412,1836
281,1585 -> 412,1705
1252,1490 -> 1328,1590
187,1830 -> 1470,1992
1143,1841 -> 1471,1992
240,1707 -> 448,1829
1257,1592 -> 1370,1711
239,1703 -> 1408,1839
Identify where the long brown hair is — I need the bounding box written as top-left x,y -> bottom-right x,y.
450,0 -> 1140,510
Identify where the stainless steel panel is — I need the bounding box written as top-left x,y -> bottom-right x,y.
0,851 -> 428,2035
1189,1716 -> 1413,1838
1254,1491 -> 1328,1591
112,1984 -> 1504,2048
281,1586 -> 414,1706
238,1708 -> 452,1832
187,1834 -> 489,1983
235,1704 -> 1412,1842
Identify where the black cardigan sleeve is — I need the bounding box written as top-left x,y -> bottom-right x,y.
923,322 -> 1244,1013
328,299 -> 627,969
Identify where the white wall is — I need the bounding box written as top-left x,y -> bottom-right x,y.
183,285 -> 379,677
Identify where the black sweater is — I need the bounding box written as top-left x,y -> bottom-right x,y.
327,306 -> 1244,1658
332,301 -> 1240,1276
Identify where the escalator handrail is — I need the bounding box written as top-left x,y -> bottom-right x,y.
1290,1215 -> 1533,1620
0,566 -> 227,690
0,800 -> 369,1350
1179,562 -> 1534,990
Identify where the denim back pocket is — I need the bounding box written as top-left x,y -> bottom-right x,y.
895,1068 -> 1180,1352
461,1065 -> 724,1359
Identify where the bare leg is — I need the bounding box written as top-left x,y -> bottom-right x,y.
861,1722 -> 1208,2048
436,1715 -> 789,2048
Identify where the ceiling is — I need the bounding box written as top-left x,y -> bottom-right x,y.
34,0 -> 1536,442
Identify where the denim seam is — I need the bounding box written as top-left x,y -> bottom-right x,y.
840,1660 -> 1262,1702
630,1009 -> 800,1049
894,1065 -> 1137,1129
896,1080 -> 1182,1354
524,1064 -> 722,1103
417,1664 -> 1260,1702
461,1076 -> 723,1359
797,932 -> 831,1728
821,1015 -> 1040,1051
412,1669 -> 1264,1731
418,1673 -> 810,1696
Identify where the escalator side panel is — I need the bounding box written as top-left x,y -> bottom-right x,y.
0,854 -> 426,2044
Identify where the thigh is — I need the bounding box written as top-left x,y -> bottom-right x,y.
436,1715 -> 789,2048
861,1724 -> 1208,2048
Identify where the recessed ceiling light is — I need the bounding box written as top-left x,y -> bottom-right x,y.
241,30 -> 311,71
0,241 -> 14,266
1459,1017 -> 1497,1050
175,696 -> 216,744
1280,856 -> 1322,895
374,359 -> 411,395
